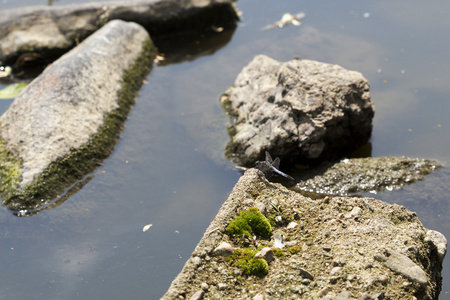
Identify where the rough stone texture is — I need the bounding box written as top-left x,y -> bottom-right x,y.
162,168 -> 445,299
221,54 -> 374,167
0,20 -> 154,208
0,0 -> 238,67
294,156 -> 442,195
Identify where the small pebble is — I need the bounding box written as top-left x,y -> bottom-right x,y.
287,221 -> 298,229
318,286 -> 330,297
217,283 -> 227,290
201,282 -> 209,291
255,202 -> 266,213
330,266 -> 341,276
254,247 -> 274,263
299,268 -> 314,281
347,274 -> 356,281
336,291 -> 350,300
213,242 -> 234,257
253,293 -> 264,300
345,206 -> 362,219
332,257 -> 346,266
285,240 -> 297,247
361,293 -> 372,300
189,290 -> 204,300
243,199 -> 255,206
379,275 -> 388,284
192,256 -> 202,267
372,292 -> 385,299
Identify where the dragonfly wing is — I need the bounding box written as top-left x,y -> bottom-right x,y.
271,166 -> 294,181
265,151 -> 273,164
272,157 -> 280,170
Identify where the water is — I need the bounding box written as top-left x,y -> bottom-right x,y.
1,0 -> 450,299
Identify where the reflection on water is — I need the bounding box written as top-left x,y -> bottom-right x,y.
0,0 -> 450,299
12,175 -> 94,217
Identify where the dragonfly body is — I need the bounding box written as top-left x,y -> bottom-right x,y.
255,151 -> 294,181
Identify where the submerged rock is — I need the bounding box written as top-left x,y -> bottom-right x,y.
295,156 -> 442,195
0,20 -> 156,210
162,168 -> 445,299
0,0 -> 238,68
221,54 -> 374,167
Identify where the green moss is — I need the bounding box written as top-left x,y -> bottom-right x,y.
287,245 -> 300,255
0,141 -> 23,201
226,207 -> 272,239
237,258 -> 268,277
0,38 -> 157,210
272,248 -> 285,257
267,214 -> 277,228
227,248 -> 268,278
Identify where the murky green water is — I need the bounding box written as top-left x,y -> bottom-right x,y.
1,0 -> 450,299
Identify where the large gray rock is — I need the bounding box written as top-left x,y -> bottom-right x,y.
0,0 -> 238,67
0,19 -> 156,210
221,55 -> 374,167
162,168 -> 446,299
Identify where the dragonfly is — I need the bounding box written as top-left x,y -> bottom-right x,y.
255,151 -> 294,181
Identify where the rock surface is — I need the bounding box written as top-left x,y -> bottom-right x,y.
0,0 -> 238,67
294,156 -> 442,195
0,19 -> 155,209
221,54 -> 374,167
162,168 -> 445,299
374,248 -> 428,286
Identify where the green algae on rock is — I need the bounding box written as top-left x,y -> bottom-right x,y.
295,156 -> 442,195
0,20 -> 156,212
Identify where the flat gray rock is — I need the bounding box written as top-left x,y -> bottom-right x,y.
295,156 -> 442,195
0,19 -> 155,209
221,54 -> 374,167
0,0 -> 238,67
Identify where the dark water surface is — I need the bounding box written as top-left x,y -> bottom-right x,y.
1,0 -> 450,299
